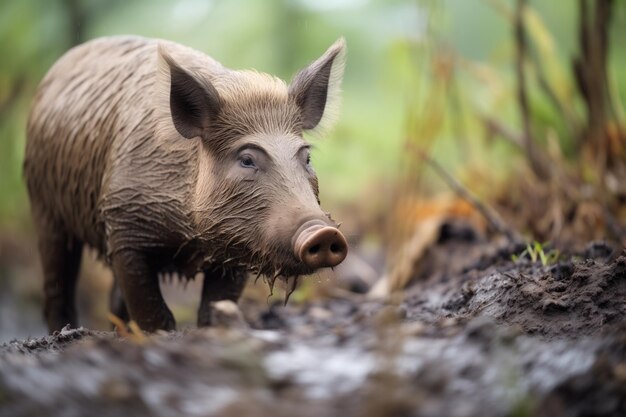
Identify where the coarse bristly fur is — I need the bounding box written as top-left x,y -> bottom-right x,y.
24,35 -> 347,332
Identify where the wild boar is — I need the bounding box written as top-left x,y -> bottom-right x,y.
24,36 -> 348,332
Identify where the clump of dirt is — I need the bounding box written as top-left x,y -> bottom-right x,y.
0,326 -> 100,356
472,253 -> 625,337
403,241 -> 625,338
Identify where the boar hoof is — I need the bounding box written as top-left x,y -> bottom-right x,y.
213,300 -> 247,328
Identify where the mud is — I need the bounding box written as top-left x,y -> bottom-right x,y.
403,240 -> 625,338
1,237 -> 625,417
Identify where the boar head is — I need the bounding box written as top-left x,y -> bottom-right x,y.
157,39 -> 348,284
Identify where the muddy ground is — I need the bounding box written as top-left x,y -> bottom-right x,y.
1,231 -> 625,417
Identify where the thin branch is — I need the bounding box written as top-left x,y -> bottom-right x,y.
64,0 -> 86,46
514,1 -> 531,152
0,77 -> 26,122
515,0 -> 549,179
532,56 -> 581,136
573,0 -> 614,169
415,149 -> 522,243
482,116 -> 524,149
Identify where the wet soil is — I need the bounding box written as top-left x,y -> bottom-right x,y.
1,236 -> 625,417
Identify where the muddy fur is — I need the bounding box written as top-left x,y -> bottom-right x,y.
24,36 -> 346,332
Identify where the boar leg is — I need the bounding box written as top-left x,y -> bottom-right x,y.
112,250 -> 175,332
109,277 -> 130,327
36,219 -> 83,333
197,265 -> 247,327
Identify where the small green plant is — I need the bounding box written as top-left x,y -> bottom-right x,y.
511,241 -> 560,266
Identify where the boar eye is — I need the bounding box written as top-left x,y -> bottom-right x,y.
298,146 -> 312,167
239,154 -> 256,169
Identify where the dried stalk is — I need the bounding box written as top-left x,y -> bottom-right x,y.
482,116 -> 524,149
515,0 -> 549,179
416,150 -> 522,243
573,0 -> 615,169
532,57 -> 580,137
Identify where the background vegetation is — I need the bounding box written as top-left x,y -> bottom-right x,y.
1,0 -> 625,337
2,0 -> 623,225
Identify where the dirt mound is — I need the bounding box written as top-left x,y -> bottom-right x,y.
481,253 -> 626,337
404,241 -> 625,338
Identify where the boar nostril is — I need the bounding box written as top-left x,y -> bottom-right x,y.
294,224 -> 348,269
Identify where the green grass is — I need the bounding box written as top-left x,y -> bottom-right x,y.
512,241 -> 560,266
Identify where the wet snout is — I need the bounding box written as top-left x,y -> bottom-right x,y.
293,220 -> 348,269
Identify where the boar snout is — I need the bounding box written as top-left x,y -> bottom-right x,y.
293,220 -> 348,269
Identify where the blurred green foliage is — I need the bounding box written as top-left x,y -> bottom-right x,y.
1,0 -> 625,230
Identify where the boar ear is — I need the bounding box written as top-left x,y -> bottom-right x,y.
289,38 -> 346,134
157,45 -> 221,139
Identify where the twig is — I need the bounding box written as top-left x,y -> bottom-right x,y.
415,149 -> 522,243
515,0 -> 532,155
482,116 -> 524,149
64,0 -> 86,45
515,0 -> 549,179
532,56 -> 580,137
0,77 -> 26,122
574,0 -> 614,169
